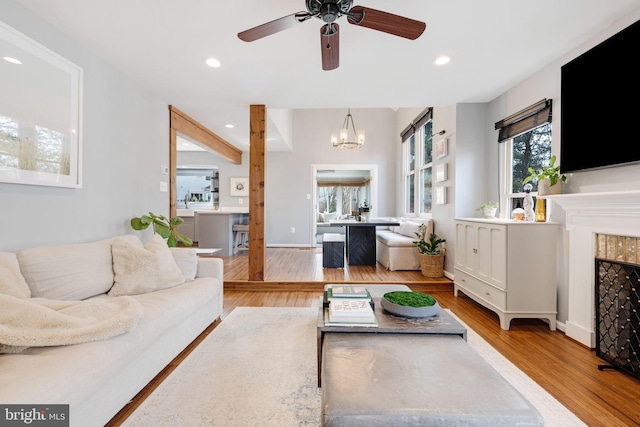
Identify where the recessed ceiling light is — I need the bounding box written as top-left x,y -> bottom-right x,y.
205,57 -> 221,68
225,124 -> 234,128
434,56 -> 451,66
3,57 -> 22,65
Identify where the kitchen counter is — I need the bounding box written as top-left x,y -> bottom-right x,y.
178,207 -> 249,217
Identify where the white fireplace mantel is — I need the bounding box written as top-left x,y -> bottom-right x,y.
548,190 -> 640,347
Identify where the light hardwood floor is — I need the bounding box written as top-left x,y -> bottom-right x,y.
108,248 -> 640,427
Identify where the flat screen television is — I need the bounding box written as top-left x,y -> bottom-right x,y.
560,19 -> 640,174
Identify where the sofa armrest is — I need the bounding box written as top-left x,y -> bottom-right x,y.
196,257 -> 224,284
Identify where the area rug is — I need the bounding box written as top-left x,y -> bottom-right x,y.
122,306 -> 586,426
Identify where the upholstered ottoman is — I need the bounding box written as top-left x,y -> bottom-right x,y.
321,333 -> 543,426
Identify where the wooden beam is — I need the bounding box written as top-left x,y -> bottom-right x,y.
169,128 -> 177,219
169,105 -> 242,165
249,105 -> 266,281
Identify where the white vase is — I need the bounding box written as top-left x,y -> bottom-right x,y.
538,178 -> 562,196
483,208 -> 497,219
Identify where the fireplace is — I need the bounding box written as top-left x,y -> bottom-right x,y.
549,190 -> 640,348
595,254 -> 640,379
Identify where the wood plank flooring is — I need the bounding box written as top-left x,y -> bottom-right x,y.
108,248 -> 640,427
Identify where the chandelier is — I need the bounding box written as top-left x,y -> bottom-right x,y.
331,108 -> 365,149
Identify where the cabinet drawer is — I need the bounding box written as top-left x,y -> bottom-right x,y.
454,269 -> 506,310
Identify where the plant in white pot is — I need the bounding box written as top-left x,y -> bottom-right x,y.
523,155 -> 567,196
475,201 -> 499,219
413,224 -> 446,278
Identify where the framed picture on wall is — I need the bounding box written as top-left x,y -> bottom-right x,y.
230,177 -> 249,197
0,21 -> 83,188
435,186 -> 447,205
435,163 -> 447,182
434,138 -> 448,159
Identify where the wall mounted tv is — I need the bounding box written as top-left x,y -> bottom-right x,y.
560,19 -> 640,174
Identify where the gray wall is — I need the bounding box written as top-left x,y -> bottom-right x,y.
0,3 -> 169,251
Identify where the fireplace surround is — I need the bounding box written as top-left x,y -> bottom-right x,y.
549,190 -> 640,348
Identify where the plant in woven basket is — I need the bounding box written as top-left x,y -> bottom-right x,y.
413,224 -> 445,255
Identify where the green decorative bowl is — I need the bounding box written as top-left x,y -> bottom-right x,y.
381,291 -> 440,318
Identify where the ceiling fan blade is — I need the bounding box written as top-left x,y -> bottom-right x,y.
238,12 -> 311,42
347,6 -> 426,40
320,23 -> 340,71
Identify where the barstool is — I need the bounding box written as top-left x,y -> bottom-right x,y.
232,223 -> 249,254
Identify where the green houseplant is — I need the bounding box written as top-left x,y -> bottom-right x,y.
130,212 -> 193,247
475,201 -> 499,219
413,224 -> 446,277
522,154 -> 567,196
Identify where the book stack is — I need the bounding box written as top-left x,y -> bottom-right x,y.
324,285 -> 378,327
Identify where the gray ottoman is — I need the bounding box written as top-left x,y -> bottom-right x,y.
321,333 -> 543,426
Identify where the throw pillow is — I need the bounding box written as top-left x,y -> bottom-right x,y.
169,248 -> 198,281
398,221 -> 423,239
109,234 -> 185,297
0,253 -> 31,299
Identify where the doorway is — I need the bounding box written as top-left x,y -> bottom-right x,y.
311,164 -> 378,246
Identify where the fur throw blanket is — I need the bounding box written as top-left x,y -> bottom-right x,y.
0,294 -> 143,354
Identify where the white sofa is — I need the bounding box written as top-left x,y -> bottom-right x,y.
375,218 -> 434,271
0,234 -> 223,427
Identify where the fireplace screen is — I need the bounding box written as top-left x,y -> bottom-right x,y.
595,258 -> 640,379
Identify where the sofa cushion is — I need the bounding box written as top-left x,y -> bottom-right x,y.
377,230 -> 419,248
398,221 -> 423,239
0,253 -> 31,299
109,234 -> 185,297
17,236 -> 135,300
170,248 -> 198,281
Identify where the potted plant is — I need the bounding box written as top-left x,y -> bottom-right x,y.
413,224 -> 446,278
523,154 -> 567,196
475,201 -> 499,219
130,212 -> 193,247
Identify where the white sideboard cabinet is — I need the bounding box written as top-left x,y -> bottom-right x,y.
453,218 -> 558,330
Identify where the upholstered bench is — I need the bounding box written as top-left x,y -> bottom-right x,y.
322,233 -> 345,268
321,333 -> 543,426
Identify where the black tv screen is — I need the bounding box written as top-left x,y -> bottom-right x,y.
560,19 -> 640,174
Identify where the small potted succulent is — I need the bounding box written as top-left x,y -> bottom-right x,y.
476,201 -> 499,219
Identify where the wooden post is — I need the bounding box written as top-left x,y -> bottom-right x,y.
249,105 -> 266,281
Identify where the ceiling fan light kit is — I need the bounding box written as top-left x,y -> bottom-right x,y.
238,0 -> 426,71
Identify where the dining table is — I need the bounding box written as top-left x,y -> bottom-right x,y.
329,219 -> 400,266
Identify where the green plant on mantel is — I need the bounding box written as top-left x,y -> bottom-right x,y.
130,212 -> 193,247
413,224 -> 446,255
523,154 -> 567,187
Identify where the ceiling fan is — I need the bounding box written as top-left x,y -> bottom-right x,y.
237,0 -> 426,71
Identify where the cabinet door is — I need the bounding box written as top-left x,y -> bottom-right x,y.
455,222 -> 477,273
476,224 -> 506,290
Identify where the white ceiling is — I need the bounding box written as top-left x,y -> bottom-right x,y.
17,0 -> 640,152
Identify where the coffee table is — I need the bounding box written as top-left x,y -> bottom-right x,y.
316,284 -> 467,386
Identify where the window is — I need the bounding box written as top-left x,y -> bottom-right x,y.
496,100 -> 552,217
318,184 -> 368,216
402,108 -> 433,215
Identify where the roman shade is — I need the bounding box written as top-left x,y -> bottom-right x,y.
495,99 -> 552,142
401,107 -> 433,142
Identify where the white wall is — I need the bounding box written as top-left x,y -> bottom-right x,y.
0,3 -> 169,251
481,9 -> 640,326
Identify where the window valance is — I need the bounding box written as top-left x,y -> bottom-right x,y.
495,99 -> 552,142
